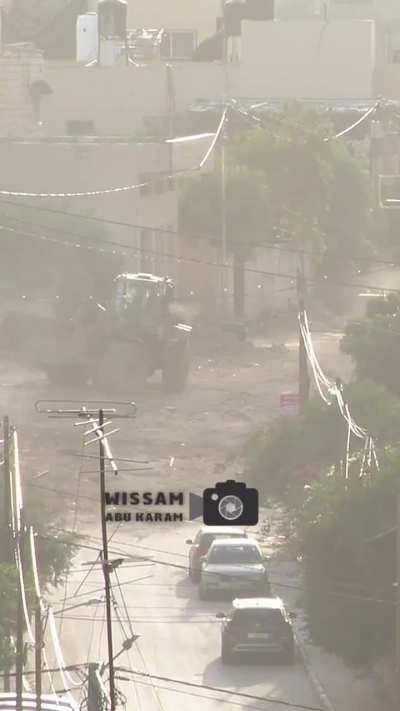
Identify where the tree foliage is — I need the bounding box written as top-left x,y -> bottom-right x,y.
233,103 -> 371,268
180,104 -> 371,313
243,374 -> 400,664
294,451 -> 400,665
179,168 -> 271,260
341,295 -> 400,395
0,476 -> 78,673
0,204 -> 123,304
244,380 -> 400,500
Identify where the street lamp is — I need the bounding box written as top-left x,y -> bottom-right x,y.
52,597 -> 105,616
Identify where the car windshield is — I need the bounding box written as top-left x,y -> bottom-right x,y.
232,609 -> 285,631
207,545 -> 262,565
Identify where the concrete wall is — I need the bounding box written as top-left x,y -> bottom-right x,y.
329,0 -> 400,22
0,139 -> 179,280
0,46 -> 44,136
40,61 -> 226,137
240,19 -> 376,98
126,0 -> 221,41
37,19 -> 377,140
381,63 -> 400,100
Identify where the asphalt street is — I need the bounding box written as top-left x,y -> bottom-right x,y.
50,522 -> 323,711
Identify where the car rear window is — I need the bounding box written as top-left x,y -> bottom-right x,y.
232,609 -> 285,630
207,544 -> 262,564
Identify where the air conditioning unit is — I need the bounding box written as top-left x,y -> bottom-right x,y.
160,30 -> 197,60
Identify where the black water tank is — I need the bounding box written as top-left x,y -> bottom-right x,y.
223,0 -> 247,37
245,0 -> 274,20
98,0 -> 127,38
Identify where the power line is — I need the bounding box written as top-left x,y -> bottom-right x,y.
1,197 -> 399,270
115,666 -> 324,711
0,115 -> 226,198
1,217 -> 399,295
0,661 -> 322,711
43,527 -> 395,607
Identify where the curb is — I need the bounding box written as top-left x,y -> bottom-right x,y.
292,628 -> 337,711
254,518 -> 336,711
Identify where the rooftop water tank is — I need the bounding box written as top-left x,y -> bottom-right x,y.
76,12 -> 99,63
223,0 -> 247,37
98,0 -> 127,38
245,0 -> 274,20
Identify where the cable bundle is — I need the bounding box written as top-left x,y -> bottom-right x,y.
298,309 -> 379,479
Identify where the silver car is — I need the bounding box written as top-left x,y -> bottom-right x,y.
198,537 -> 270,600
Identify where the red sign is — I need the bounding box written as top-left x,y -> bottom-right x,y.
280,392 -> 299,416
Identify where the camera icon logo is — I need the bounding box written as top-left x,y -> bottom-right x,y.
202,480 -> 259,526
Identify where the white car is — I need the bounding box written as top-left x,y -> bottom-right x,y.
0,694 -> 79,711
186,526 -> 247,582
198,537 -> 270,600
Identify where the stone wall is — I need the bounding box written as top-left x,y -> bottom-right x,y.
0,43 -> 44,136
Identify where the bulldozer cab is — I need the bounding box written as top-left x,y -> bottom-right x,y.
113,273 -> 173,330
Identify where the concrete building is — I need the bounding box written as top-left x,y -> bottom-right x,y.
125,0 -> 221,43
0,2 -> 395,319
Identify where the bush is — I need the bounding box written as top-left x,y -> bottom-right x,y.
294,452 -> 400,665
244,380 -> 400,500
341,314 -> 400,395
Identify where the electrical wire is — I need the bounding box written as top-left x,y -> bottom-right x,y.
29,530 -> 60,702
0,117 -> 226,198
326,101 -> 380,141
3,196 -> 400,271
42,528 -> 394,606
115,666 -> 323,711
1,216 -> 399,296
58,437 -> 86,636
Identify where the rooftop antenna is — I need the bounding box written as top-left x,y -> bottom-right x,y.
35,400 -> 136,711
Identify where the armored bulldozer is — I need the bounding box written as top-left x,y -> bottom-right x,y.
1,273 -> 192,393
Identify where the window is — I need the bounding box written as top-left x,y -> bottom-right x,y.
139,173 -> 174,196
232,609 -> 285,631
208,545 -> 262,565
66,120 -> 95,135
160,31 -> 197,60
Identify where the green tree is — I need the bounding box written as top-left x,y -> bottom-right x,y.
0,203 -> 123,302
293,449 -> 400,665
341,295 -> 400,395
233,104 -> 371,307
244,380 -> 400,501
0,469 -> 78,673
179,168 -> 271,316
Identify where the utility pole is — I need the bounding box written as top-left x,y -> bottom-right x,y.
3,416 -> 11,556
35,605 -> 42,711
87,663 -> 102,711
396,491 -> 400,703
3,416 -> 11,691
34,400 -> 136,711
99,409 -> 116,711
16,524 -> 25,711
297,265 -> 310,412
220,0 -> 229,317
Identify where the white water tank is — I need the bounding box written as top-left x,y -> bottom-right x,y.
76,12 -> 99,63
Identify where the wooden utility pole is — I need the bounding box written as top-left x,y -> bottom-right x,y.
16,525 -> 25,711
297,266 -> 310,412
87,663 -> 103,711
3,416 -> 10,549
98,409 -> 116,711
35,604 -> 42,711
3,416 -> 11,691
395,492 -> 400,702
